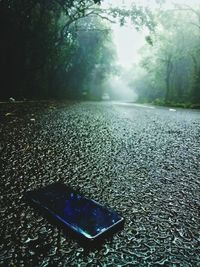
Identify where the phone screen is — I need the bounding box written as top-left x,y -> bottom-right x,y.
26,183 -> 124,240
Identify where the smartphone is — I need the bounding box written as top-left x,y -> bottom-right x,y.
24,183 -> 124,245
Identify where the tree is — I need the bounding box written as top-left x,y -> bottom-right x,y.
0,0 -> 155,99
131,6 -> 200,107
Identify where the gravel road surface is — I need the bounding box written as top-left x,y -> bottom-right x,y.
0,101 -> 200,266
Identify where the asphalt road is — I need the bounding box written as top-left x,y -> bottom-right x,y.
0,101 -> 200,266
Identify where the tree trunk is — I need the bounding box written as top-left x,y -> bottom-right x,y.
165,55 -> 173,103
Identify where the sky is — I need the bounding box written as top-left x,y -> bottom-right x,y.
102,0 -> 200,69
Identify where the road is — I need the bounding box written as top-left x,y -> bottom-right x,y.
0,101 -> 200,266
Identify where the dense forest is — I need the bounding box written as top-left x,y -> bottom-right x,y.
0,0 -> 112,99
130,6 -> 200,108
0,0 -> 152,100
0,0 -> 200,107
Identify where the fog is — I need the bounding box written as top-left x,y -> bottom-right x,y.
103,0 -> 200,103
1,0 -> 200,107
105,74 -> 137,101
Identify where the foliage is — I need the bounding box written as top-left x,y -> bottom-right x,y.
108,4 -> 156,31
131,7 -> 200,106
0,0 -> 155,100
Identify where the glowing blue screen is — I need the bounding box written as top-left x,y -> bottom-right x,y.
29,184 -> 122,238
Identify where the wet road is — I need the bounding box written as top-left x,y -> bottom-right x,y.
0,101 -> 200,266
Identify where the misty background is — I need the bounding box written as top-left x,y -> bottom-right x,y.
105,0 -> 200,104
0,0 -> 200,107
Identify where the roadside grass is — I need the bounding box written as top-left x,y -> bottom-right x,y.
137,98 -> 200,109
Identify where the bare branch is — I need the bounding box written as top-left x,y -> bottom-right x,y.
91,13 -> 115,23
191,22 -> 200,29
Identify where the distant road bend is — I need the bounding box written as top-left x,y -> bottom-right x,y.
0,101 -> 199,266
